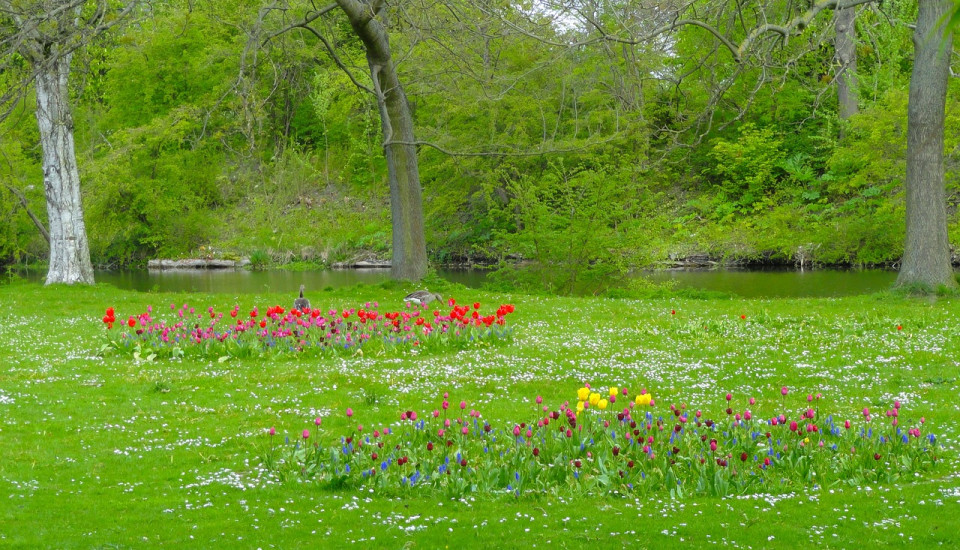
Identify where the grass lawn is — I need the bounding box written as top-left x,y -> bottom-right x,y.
1,281 -> 959,548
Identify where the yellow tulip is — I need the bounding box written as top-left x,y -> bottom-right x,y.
635,393 -> 652,406
576,401 -> 585,413
577,387 -> 590,401
589,392 -> 601,406
598,399 -> 608,410
609,387 -> 618,397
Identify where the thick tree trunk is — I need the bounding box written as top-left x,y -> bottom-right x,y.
834,6 -> 858,132
337,0 -> 428,281
896,0 -> 956,290
35,53 -> 95,285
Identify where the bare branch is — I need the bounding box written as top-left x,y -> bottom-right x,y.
297,23 -> 375,94
261,1 -> 338,46
384,133 -> 628,158
2,180 -> 49,243
735,0 -> 878,60
469,0 -> 878,64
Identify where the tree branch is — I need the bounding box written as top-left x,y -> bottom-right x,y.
384,133 -> 628,158
2,181 -> 49,243
261,1 -> 338,46
735,0 -> 879,60
470,0 -> 878,64
297,23 -> 375,95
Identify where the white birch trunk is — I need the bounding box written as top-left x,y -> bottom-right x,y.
35,53 -> 95,285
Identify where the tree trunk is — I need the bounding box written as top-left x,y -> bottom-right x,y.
35,53 -> 95,285
896,0 -> 956,290
336,0 -> 428,281
834,6 -> 858,133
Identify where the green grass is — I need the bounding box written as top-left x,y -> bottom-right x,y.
1,281 -> 959,548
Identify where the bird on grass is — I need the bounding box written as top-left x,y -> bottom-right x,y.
404,290 -> 442,306
293,284 -> 311,311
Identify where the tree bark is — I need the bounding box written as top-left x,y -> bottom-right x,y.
35,53 -> 95,285
336,0 -> 428,281
896,0 -> 956,290
834,6 -> 858,132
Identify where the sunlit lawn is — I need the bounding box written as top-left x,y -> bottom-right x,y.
1,281 -> 959,548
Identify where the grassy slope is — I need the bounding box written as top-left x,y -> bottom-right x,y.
0,282 -> 959,548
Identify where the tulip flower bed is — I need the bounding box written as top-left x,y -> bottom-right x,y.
262,386 -> 938,498
97,299 -> 515,359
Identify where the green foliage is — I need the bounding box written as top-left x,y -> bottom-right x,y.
486,162 -> 634,294
825,89 -> 908,197
249,249 -> 270,270
705,124 -> 784,216
0,113 -> 46,265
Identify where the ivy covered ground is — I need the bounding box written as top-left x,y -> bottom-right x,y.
1,281 -> 959,548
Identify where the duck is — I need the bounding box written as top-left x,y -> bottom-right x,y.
403,290 -> 442,306
293,284 -> 311,311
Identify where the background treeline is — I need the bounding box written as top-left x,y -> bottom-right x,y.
1,0 -> 955,292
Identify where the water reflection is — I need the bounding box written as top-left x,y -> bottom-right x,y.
10,266 -> 908,298
94,268 -> 487,295
644,268 -> 898,298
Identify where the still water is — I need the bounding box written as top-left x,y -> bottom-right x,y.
91,268 -> 486,295
19,267 -> 903,298
643,268 -> 898,298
